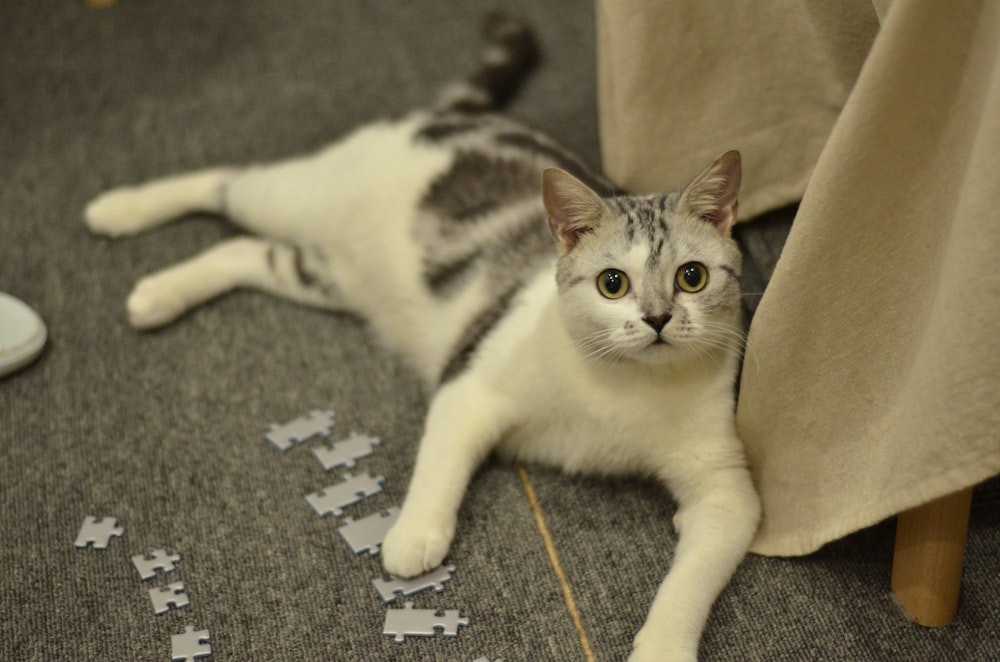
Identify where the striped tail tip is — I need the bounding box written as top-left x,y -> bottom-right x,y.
436,13 -> 540,113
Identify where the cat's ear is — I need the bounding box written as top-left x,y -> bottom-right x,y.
542,168 -> 609,253
677,150 -> 742,234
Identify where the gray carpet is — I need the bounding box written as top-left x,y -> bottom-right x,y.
2,1 -> 997,660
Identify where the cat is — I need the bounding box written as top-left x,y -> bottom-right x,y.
84,14 -> 760,662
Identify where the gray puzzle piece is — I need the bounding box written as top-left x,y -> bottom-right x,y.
73,516 -> 124,549
312,432 -> 380,470
383,601 -> 469,643
265,409 -> 335,451
305,472 -> 385,518
472,658 -> 502,662
372,564 -> 457,603
131,548 -> 181,581
150,581 -> 191,616
171,625 -> 211,661
338,507 -> 399,556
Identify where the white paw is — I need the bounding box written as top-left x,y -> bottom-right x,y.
84,188 -> 149,237
628,627 -> 697,662
381,515 -> 454,579
126,275 -> 188,329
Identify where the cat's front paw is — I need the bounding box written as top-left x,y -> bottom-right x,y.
381,515 -> 454,579
628,627 -> 697,662
628,649 -> 694,662
84,188 -> 150,237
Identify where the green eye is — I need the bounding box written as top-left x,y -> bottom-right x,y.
597,269 -> 630,299
676,262 -> 708,293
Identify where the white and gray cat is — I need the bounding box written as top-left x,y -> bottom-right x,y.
85,15 -> 760,662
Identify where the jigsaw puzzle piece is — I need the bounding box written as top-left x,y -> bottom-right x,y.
171,625 -> 211,661
383,601 -> 469,644
338,507 -> 399,556
265,409 -> 335,451
73,516 -> 125,549
372,564 -> 457,603
312,432 -> 380,470
150,581 -> 191,616
305,472 -> 385,518
131,548 -> 181,581
472,658 -> 502,662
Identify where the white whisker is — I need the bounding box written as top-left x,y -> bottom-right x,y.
576,327 -> 625,366
688,326 -> 760,374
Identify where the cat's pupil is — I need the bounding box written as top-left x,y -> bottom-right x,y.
604,272 -> 622,294
682,266 -> 701,288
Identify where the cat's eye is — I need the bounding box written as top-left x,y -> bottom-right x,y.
676,262 -> 708,293
597,269 -> 630,299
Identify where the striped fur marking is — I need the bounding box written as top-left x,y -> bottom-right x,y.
436,12 -> 539,113
439,284 -> 522,384
422,151 -> 539,227
415,116 -> 482,143
495,132 -> 616,197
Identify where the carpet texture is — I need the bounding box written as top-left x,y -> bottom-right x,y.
1,1 -> 997,660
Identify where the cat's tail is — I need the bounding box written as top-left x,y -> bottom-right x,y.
435,13 -> 540,113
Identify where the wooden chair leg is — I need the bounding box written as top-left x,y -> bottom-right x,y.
891,487 -> 974,627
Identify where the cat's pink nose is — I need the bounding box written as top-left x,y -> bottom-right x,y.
642,314 -> 671,333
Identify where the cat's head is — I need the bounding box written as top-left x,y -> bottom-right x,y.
543,152 -> 744,368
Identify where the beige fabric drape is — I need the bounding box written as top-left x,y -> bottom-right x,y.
597,0 -> 1000,556
597,1 -> 880,220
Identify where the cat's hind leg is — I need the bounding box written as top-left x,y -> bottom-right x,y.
85,168 -> 234,237
126,237 -> 344,329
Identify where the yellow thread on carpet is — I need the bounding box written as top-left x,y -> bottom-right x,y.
517,464 -> 597,662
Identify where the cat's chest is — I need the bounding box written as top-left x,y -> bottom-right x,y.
494,353 -> 726,475
498,406 -> 673,475
466,284 -> 737,475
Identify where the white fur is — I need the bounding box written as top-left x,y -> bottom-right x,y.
86,112 -> 759,662
383,268 -> 759,662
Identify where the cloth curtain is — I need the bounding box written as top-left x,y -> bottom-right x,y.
597,0 -> 1000,556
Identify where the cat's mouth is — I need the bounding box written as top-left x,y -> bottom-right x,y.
650,337 -> 670,347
